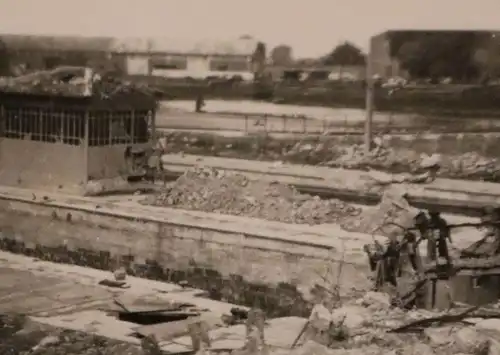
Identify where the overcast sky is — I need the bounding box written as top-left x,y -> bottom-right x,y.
1,0 -> 499,58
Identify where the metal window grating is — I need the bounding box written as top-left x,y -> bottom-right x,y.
88,109 -> 150,146
3,106 -> 85,145
1,106 -> 152,146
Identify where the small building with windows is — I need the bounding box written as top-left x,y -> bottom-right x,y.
113,36 -> 259,80
0,89 -> 157,194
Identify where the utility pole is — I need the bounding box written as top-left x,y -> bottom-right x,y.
364,37 -> 374,154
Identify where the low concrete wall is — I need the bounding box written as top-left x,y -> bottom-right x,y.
0,139 -> 86,191
0,187 -> 372,317
87,145 -> 129,180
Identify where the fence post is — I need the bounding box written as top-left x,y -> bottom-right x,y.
245,115 -> 248,132
302,115 -> 306,133
283,115 -> 287,133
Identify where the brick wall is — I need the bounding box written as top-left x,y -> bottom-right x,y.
0,139 -> 86,192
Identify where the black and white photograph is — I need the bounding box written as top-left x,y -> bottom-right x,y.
0,0 -> 500,354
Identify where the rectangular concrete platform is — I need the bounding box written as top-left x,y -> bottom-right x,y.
0,184 -> 487,318
0,185 -> 383,314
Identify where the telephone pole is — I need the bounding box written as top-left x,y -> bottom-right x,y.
364,37 -> 374,154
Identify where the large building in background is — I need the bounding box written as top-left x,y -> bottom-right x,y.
369,30 -> 500,80
0,34 -> 259,80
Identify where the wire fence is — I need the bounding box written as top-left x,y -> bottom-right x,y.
159,110 -> 500,136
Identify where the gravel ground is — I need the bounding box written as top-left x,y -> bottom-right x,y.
143,167 -> 361,226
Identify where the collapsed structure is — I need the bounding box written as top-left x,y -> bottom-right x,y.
361,189 -> 500,310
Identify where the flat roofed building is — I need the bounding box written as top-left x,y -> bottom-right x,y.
0,34 -> 261,80
369,30 -> 500,79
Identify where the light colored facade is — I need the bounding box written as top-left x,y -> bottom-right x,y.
0,34 -> 259,80
115,37 -> 257,80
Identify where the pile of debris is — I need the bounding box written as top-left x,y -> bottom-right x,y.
145,167 -> 361,225
160,132 -> 500,181
297,142 -> 500,180
341,187 -> 420,237
286,290 -> 500,355
7,290 -> 500,355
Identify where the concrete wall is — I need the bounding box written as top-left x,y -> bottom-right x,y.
87,145 -> 129,180
0,191 -> 371,316
450,274 -> 500,306
370,32 -> 405,79
0,139 -> 86,192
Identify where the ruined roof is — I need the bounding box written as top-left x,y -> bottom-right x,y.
0,34 -> 258,56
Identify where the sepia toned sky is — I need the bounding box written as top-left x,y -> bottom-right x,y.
1,0 -> 499,58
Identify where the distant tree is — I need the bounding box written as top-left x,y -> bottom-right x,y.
0,41 -> 10,76
252,42 -> 267,80
270,45 -> 293,66
322,42 -> 366,66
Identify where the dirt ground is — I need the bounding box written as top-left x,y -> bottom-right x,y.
156,111 -> 333,134
162,99 -> 500,130
163,99 -> 373,122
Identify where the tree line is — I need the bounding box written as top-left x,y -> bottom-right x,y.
266,41 -> 366,67
255,31 -> 500,81
387,31 -> 500,81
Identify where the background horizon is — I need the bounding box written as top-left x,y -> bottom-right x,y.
1,0 -> 499,58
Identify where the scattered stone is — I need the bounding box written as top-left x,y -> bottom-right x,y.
330,305 -> 371,330
113,266 -> 127,281
359,292 -> 392,310
453,327 -> 491,354
161,132 -> 500,182
145,167 -> 361,225
424,326 -> 454,347
400,343 -> 435,355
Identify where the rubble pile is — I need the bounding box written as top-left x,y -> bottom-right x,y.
145,167 -> 361,225
161,132 -> 500,181
323,145 -> 500,181
284,290 -> 500,355
5,290 -> 500,355
341,187 -> 420,237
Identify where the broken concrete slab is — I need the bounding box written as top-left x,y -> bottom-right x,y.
160,316 -> 308,353
113,293 -> 196,313
132,312 -> 223,342
30,310 -> 140,344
